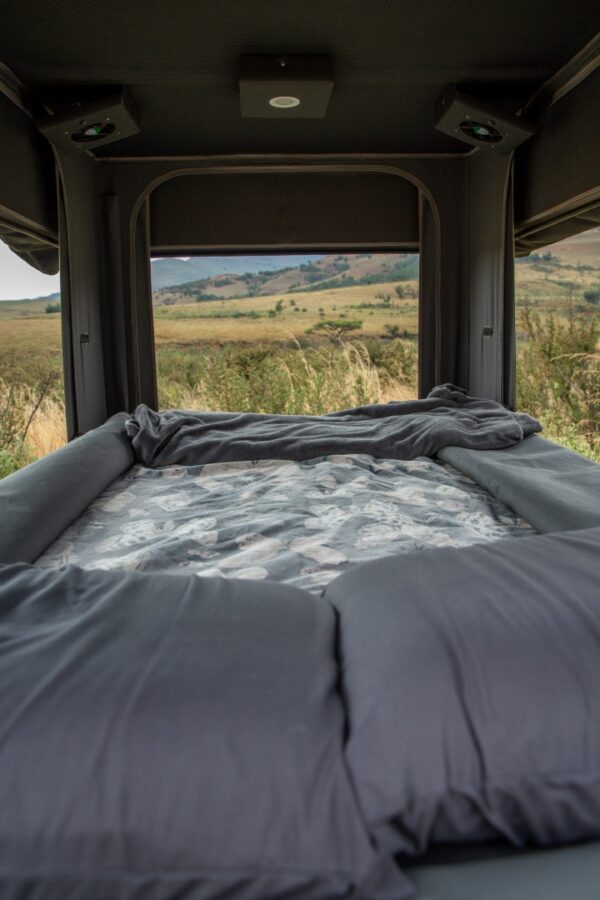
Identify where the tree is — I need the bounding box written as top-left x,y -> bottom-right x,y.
307,319 -> 363,343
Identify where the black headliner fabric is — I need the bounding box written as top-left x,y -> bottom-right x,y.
1,0 -> 599,156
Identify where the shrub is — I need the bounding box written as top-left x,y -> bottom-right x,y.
363,338 -> 417,388
44,301 -> 61,314
517,306 -> 599,461
156,340 -> 417,416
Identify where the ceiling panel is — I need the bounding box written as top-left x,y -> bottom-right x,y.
0,0 -> 598,155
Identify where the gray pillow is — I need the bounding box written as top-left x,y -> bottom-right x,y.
325,527 -> 600,857
0,563 -> 408,899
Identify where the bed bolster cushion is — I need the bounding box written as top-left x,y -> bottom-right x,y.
325,527 -> 600,857
439,434 -> 600,533
0,563 -> 409,900
0,413 -> 133,565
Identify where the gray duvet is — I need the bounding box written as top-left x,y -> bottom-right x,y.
37,454 -> 535,592
125,384 -> 541,468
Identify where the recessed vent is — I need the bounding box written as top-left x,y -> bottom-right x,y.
435,87 -> 535,154
37,90 -> 140,153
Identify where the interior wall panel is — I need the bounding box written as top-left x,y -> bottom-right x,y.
515,65 -> 600,245
0,92 -> 58,272
150,171 -> 419,251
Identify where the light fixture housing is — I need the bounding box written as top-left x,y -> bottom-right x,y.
37,90 -> 140,153
434,87 -> 535,154
239,55 -> 334,119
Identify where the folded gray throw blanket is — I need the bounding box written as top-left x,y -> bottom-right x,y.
125,385 -> 541,468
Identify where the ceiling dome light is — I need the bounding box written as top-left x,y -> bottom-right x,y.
268,95 -> 301,109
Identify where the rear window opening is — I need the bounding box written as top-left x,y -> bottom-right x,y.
515,225 -> 600,462
150,252 -> 419,414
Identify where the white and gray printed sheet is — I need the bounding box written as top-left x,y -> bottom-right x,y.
37,454 -> 535,593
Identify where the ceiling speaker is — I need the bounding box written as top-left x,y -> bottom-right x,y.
435,87 -> 535,154
239,55 -> 334,119
37,90 -> 140,153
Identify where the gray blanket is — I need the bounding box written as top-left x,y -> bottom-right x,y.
126,384 -> 541,468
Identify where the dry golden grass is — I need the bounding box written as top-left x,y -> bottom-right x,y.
26,395 -> 67,458
153,281 -> 420,345
0,314 -> 62,384
0,378 -> 66,476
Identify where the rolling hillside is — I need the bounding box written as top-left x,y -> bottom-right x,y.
153,253 -> 420,305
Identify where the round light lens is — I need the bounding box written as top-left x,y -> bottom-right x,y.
268,95 -> 301,109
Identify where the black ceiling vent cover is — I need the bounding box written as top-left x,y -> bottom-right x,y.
239,55 -> 334,119
37,90 -> 139,153
435,87 -> 535,154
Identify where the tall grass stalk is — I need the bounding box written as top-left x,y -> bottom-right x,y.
0,377 -> 66,478
161,340 -> 416,414
517,307 -> 600,461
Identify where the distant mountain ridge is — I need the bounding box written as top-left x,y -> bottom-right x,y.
150,255 -> 324,290
1,228 -> 597,305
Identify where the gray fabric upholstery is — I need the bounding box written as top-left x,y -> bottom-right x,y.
0,562 -> 407,899
325,527 -> 600,856
407,841 -> 600,900
0,413 -> 133,565
439,434 -> 600,533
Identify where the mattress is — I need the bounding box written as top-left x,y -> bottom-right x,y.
406,840 -> 600,900
36,453 -> 535,591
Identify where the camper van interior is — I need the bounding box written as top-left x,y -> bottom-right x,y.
0,2 -> 600,898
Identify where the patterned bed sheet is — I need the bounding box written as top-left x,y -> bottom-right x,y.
36,454 -> 536,593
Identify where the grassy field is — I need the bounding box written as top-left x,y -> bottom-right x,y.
1,238 -> 599,477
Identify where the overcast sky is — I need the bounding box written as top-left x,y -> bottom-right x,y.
0,241 -> 60,300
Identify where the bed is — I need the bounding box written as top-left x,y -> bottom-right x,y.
1,390 -> 600,900
36,454 -> 535,591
